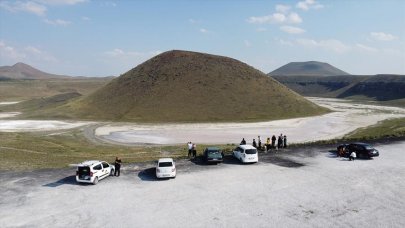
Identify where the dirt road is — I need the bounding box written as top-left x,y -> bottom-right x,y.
1,141 -> 404,227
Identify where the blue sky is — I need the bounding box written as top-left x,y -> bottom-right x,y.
0,0 -> 404,76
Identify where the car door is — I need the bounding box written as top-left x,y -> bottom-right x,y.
233,147 -> 238,159
101,162 -> 110,179
347,144 -> 353,152
93,164 -> 103,179
235,147 -> 242,159
358,145 -> 367,157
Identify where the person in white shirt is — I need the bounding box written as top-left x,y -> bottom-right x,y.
187,142 -> 193,158
349,151 -> 356,161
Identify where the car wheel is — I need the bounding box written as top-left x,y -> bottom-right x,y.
93,177 -> 99,185
110,169 -> 115,176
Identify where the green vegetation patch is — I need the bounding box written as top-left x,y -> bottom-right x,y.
343,117 -> 405,140
0,130 -> 235,171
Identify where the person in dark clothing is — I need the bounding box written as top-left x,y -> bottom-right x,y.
114,157 -> 122,177
271,135 -> 276,149
258,136 -> 262,150
240,138 -> 246,145
192,143 -> 197,158
252,139 -> 257,148
284,135 -> 287,148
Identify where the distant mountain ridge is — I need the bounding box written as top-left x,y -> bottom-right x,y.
269,61 -> 350,76
273,74 -> 405,101
0,62 -> 69,79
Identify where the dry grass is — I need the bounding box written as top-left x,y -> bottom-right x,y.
0,130 -> 235,171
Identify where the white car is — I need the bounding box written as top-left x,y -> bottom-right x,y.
156,158 -> 176,179
233,145 -> 258,163
76,160 -> 115,185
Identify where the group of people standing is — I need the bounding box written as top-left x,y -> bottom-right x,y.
187,142 -> 197,158
241,134 -> 287,151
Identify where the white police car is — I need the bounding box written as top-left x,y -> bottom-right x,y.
76,160 -> 115,185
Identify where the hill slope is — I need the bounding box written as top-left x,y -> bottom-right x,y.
0,62 -> 68,80
269,61 -> 350,76
273,75 -> 405,101
51,50 -> 328,122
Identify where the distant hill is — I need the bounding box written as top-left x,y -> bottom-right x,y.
40,50 -> 328,122
337,75 -> 405,101
0,62 -> 69,80
269,61 -> 350,76
273,74 -> 405,101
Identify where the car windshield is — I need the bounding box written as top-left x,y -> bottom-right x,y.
245,149 -> 257,154
208,150 -> 220,154
159,162 -> 173,167
364,145 -> 374,150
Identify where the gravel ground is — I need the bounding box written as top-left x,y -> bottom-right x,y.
1,141 -> 404,227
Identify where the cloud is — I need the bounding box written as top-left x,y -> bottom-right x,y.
370,32 -> 397,41
274,38 -> 294,46
100,1 -> 117,7
247,13 -> 284,24
43,18 -> 71,26
296,38 -> 350,53
356,44 -> 378,52
25,46 -> 42,54
280,26 -> 305,34
37,0 -> 87,5
244,40 -> 252,47
256,27 -> 267,32
188,18 -> 197,24
0,0 -> 87,17
199,28 -> 210,33
104,49 -> 161,58
0,1 -> 47,16
0,41 -> 57,64
288,12 -> 303,24
81,16 -> 90,21
247,12 -> 302,24
296,0 -> 323,11
382,48 -> 402,55
0,41 -> 27,60
275,4 -> 290,13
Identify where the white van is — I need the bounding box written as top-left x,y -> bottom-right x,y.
233,145 -> 258,163
76,160 -> 115,185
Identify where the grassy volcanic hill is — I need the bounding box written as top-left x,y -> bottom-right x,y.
49,50 -> 328,122
269,61 -> 350,76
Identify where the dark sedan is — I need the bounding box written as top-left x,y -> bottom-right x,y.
203,147 -> 224,163
346,143 -> 380,158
